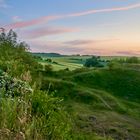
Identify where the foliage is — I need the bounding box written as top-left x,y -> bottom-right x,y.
0,72 -> 32,98
84,56 -> 104,68
44,64 -> 53,73
70,68 -> 140,102
0,30 -> 73,139
40,67 -> 140,140
45,58 -> 52,62
125,57 -> 139,63
0,30 -> 140,139
0,72 -> 72,139
114,57 -> 140,64
0,29 -> 41,79
107,62 -> 121,70
33,55 -> 43,61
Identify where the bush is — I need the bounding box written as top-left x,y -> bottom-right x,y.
45,58 -> 52,63
84,56 -> 104,68
44,64 -> 53,73
0,72 -> 32,98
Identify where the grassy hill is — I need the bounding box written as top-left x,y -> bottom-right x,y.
32,52 -> 66,57
0,31 -> 140,139
40,67 -> 140,140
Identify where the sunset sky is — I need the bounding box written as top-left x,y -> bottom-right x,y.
0,0 -> 140,55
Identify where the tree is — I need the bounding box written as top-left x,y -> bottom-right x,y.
44,64 -> 53,73
126,57 -> 139,64
84,56 -> 103,67
0,29 -> 41,78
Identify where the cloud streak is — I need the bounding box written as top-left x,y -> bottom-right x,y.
64,39 -> 120,46
67,3 -> 140,17
116,51 -> 140,56
5,16 -> 61,30
4,2 -> 140,30
27,38 -> 140,56
21,26 -> 78,39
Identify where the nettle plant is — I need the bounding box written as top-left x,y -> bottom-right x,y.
0,71 -> 32,98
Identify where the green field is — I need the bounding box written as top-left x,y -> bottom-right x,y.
37,55 -> 140,71
37,55 -> 113,71
41,66 -> 140,140
39,56 -> 89,70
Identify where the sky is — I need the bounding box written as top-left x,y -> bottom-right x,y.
0,0 -> 140,56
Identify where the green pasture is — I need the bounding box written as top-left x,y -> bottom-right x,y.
38,55 -> 140,71
39,56 -> 89,70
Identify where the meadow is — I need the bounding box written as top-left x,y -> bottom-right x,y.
36,55 -> 88,71
35,54 -> 130,71
0,30 -> 140,140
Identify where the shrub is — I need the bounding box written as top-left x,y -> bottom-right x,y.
0,72 -> 32,98
84,56 -> 104,68
44,64 -> 53,73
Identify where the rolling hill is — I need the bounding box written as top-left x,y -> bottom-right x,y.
40,67 -> 140,140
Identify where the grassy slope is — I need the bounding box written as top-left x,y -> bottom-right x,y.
41,67 -> 140,140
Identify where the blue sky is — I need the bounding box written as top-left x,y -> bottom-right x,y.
0,0 -> 140,55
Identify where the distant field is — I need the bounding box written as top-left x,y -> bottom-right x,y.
36,54 -> 140,71
39,56 -> 90,71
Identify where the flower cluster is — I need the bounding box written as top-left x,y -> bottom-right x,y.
0,71 -> 32,98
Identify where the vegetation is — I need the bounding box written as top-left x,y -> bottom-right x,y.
0,30 -> 140,139
0,75 -> 72,139
121,57 -> 140,64
84,56 -> 104,68
0,30 -> 72,140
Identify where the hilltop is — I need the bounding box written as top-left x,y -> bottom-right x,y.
32,52 -> 66,57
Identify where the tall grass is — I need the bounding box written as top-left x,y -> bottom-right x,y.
0,73 -> 72,139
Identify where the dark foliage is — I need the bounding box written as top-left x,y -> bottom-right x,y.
84,56 -> 104,67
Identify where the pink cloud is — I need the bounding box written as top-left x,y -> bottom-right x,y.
4,3 -> 140,30
27,38 -> 120,54
64,39 -> 120,46
5,16 -> 61,30
116,51 -> 140,56
21,26 -> 78,39
67,3 -> 140,17
65,40 -> 93,45
26,38 -> 140,56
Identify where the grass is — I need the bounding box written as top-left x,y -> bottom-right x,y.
69,68 -> 140,102
40,66 -> 140,140
38,55 -> 140,71
1,30 -> 140,139
39,56 -> 90,71
34,54 -> 140,139
1,60 -> 140,139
